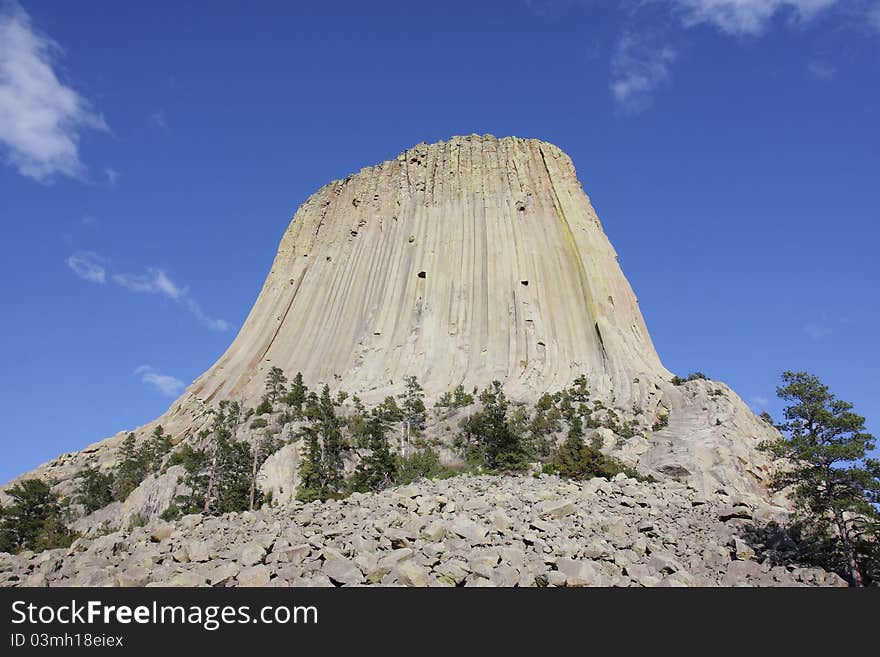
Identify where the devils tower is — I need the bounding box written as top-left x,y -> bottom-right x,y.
3,135 -> 785,554
190,135 -> 665,406
2,134 -> 837,588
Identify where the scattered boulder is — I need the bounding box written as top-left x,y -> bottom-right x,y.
0,474 -> 846,589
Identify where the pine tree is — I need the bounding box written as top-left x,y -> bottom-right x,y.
0,504 -> 10,554
761,371 -> 880,586
75,466 -> 114,513
318,385 -> 345,497
399,375 -> 426,454
146,425 -> 173,472
0,479 -> 76,553
373,396 -> 403,425
478,381 -> 530,471
220,400 -> 242,436
555,433 -> 602,478
529,393 -> 562,458
114,433 -> 150,500
295,386 -> 347,502
202,408 -> 231,514
570,374 -> 590,402
296,426 -> 324,503
168,444 -> 211,514
265,366 -> 288,404
350,416 -> 397,492
452,384 -> 475,408
283,372 -> 308,415
214,438 -> 253,513
249,433 -> 280,510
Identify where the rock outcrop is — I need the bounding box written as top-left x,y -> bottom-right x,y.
4,134 -> 783,527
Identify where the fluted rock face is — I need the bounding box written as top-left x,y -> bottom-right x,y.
188,135 -> 667,407
6,135 -> 783,509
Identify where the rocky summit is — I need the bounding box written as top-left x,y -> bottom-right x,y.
0,474 -> 845,588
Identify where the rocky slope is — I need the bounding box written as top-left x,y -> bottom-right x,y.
0,475 -> 844,588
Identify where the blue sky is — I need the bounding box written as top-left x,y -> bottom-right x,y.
1,0 -> 878,482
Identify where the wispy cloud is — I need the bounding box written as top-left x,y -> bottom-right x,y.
610,32 -> 677,113
113,268 -> 229,331
66,252 -> 230,331
804,319 -> 832,340
105,167 -> 119,185
869,1 -> 880,32
750,395 -> 770,408
65,251 -> 106,284
150,109 -> 168,131
181,297 -> 230,332
807,59 -> 837,79
134,365 -> 185,397
669,0 -> 839,36
113,269 -> 184,299
0,2 -> 107,182
608,1 -> 864,112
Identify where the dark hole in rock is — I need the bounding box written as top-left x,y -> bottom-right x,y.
418,271 -> 426,279
326,256 -> 332,262
520,280 -> 529,286
350,230 -> 358,237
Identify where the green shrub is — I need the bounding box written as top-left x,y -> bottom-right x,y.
652,413 -> 669,431
456,381 -> 531,472
395,449 -> 459,484
0,479 -> 77,554
159,503 -> 181,522
672,372 -> 708,386
75,466 -> 114,513
250,418 -> 268,429
552,435 -> 650,482
127,513 -> 147,530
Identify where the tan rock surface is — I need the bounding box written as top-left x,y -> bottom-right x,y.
4,134 -> 781,507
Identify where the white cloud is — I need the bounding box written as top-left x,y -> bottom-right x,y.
610,32 -> 677,113
66,252 -> 229,331
807,59 -> 837,80
804,320 -> 832,340
869,1 -> 880,32
0,2 -> 107,182
105,167 -> 119,185
181,297 -> 230,332
669,0 -> 839,36
113,267 -> 229,331
113,269 -> 184,299
65,251 -> 105,284
150,109 -> 168,131
751,395 -> 770,408
134,365 -> 185,397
